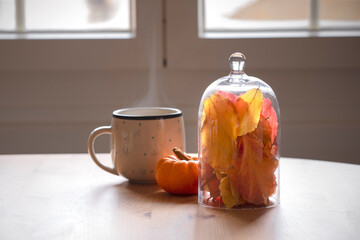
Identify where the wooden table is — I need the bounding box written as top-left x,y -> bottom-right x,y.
0,154 -> 359,240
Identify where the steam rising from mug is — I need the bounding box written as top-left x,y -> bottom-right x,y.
133,7 -> 173,108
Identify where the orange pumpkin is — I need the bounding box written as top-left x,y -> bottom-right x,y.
155,148 -> 198,195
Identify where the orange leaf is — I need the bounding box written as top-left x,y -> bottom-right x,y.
229,134 -> 279,205
235,97 -> 248,117
251,116 -> 272,149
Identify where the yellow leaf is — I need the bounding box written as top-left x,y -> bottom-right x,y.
219,176 -> 245,208
200,93 -> 239,172
230,181 -> 246,205
219,176 -> 237,208
236,88 -> 263,136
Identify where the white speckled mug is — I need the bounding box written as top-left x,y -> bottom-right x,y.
88,107 -> 186,183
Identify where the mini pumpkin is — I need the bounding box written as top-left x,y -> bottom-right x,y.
155,148 -> 198,195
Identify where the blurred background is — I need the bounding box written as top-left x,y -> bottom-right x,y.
0,0 -> 359,164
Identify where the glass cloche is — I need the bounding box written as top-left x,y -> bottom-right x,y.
198,52 -> 280,209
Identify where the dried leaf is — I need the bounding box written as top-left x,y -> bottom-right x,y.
251,116 -> 272,149
236,88 -> 263,136
260,98 -> 278,143
219,176 -> 237,208
230,180 -> 246,206
219,176 -> 245,208
230,134 -> 279,205
201,93 -> 239,172
217,91 -> 238,104
200,162 -> 220,199
234,97 -> 248,117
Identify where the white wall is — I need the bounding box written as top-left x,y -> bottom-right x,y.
1,66 -> 359,164
0,0 -> 359,164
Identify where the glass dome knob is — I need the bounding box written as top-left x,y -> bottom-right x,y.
229,52 -> 246,74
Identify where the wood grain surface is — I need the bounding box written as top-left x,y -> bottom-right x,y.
0,154 -> 359,240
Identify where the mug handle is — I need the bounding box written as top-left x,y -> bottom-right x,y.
88,126 -> 118,175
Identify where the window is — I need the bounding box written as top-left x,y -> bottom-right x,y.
319,0 -> 360,29
0,0 -> 161,70
199,0 -> 360,38
165,0 -> 359,70
0,0 -> 135,38
0,0 -> 16,31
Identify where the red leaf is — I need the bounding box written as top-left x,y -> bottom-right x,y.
260,98 -> 278,143
229,134 -> 279,205
200,162 -> 220,199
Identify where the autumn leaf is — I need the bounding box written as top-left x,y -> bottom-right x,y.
200,93 -> 239,172
200,162 -> 220,200
261,98 -> 278,143
230,134 -> 279,205
219,176 -> 237,208
217,91 -> 238,104
230,180 -> 246,206
251,116 -> 272,149
234,97 -> 248,117
219,176 -> 245,208
236,88 -> 263,136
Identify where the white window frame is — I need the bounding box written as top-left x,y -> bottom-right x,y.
165,0 -> 360,71
2,0 -> 136,39
0,0 -> 164,71
0,0 -> 359,72
198,0 -> 360,39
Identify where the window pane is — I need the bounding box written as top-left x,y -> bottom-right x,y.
319,0 -> 360,28
25,0 -> 132,31
0,0 -> 16,31
203,0 -> 309,31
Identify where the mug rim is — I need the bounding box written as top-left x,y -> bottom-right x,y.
112,107 -> 182,120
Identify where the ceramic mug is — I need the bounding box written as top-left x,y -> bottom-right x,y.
88,107 -> 186,183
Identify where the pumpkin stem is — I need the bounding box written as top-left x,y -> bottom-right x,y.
173,147 -> 191,161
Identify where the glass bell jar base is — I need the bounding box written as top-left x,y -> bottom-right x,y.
198,52 -> 280,209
